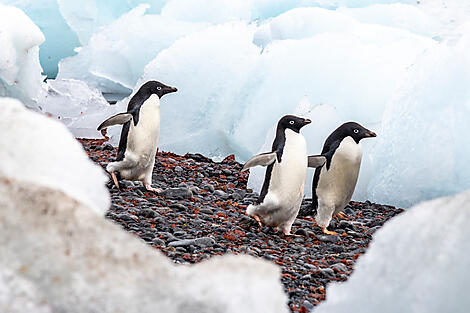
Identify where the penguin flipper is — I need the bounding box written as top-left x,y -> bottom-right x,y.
308,155 -> 326,168
97,113 -> 133,131
241,152 -> 277,172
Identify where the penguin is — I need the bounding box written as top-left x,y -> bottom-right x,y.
241,115 -> 326,235
309,122 -> 376,235
97,80 -> 177,192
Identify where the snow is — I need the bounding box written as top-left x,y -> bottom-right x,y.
0,97 -> 110,214
0,3 -> 45,107
314,189 -> 470,313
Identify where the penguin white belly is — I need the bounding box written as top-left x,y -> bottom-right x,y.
267,130 -> 307,206
121,94 -> 160,180
317,136 -> 362,214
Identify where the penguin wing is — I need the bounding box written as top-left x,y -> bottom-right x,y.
97,113 -> 133,131
241,152 -> 277,172
308,155 -> 327,168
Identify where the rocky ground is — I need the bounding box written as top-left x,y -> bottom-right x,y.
80,138 -> 404,312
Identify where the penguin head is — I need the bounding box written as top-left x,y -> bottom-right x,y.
140,80 -> 178,98
278,115 -> 311,133
338,122 -> 377,143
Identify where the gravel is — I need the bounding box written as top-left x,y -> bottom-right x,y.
80,139 -> 404,312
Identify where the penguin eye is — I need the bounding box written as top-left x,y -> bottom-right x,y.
289,121 -> 295,125
157,86 -> 162,91
353,129 -> 359,134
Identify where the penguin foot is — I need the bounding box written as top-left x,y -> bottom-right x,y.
252,215 -> 263,229
336,212 -> 349,219
110,172 -> 120,190
321,227 -> 338,236
144,183 -> 162,194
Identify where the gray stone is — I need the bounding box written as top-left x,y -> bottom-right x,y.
160,188 -> 193,200
189,186 -> 201,195
317,234 -> 340,243
168,237 -> 216,248
214,190 -> 229,199
320,268 -> 335,278
331,263 -> 348,272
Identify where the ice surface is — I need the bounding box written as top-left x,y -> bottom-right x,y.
57,0 -> 168,45
0,97 -> 110,214
57,4 -> 209,94
0,0 -> 80,78
315,189 -> 470,313
37,78 -> 120,138
338,4 -> 441,38
368,32 -> 470,208
0,4 -> 45,107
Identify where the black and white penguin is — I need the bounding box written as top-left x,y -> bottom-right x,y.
310,122 -> 376,235
97,80 -> 177,192
242,115 -> 326,235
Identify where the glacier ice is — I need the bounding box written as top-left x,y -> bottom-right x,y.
0,0 -> 80,78
57,4 -> 209,94
315,189 -> 470,313
0,3 -> 45,107
37,78 -> 120,138
57,0 -> 168,45
0,97 -> 110,214
368,31 -> 470,208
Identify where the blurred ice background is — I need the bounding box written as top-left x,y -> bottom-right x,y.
1,0 -> 470,208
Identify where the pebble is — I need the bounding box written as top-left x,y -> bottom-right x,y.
317,234 -> 340,243
80,138 -> 405,312
160,188 -> 193,200
168,237 -> 216,248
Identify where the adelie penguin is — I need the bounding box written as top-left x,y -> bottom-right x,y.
97,80 -> 177,192
310,122 -> 376,235
241,115 -> 326,236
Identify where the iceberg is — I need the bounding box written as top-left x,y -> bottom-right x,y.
0,0 -> 80,78
314,189 -> 470,313
0,3 -> 45,107
37,78 -> 120,138
369,31 -> 470,208
57,4 -> 209,94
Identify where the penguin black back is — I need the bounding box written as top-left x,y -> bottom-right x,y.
116,81 -> 177,161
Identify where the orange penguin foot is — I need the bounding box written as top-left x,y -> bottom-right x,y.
110,172 -> 120,190
321,227 -> 338,236
252,214 -> 263,229
336,212 -> 349,219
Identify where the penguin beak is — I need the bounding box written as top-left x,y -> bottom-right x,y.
365,131 -> 377,137
303,118 -> 312,125
167,86 -> 178,93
